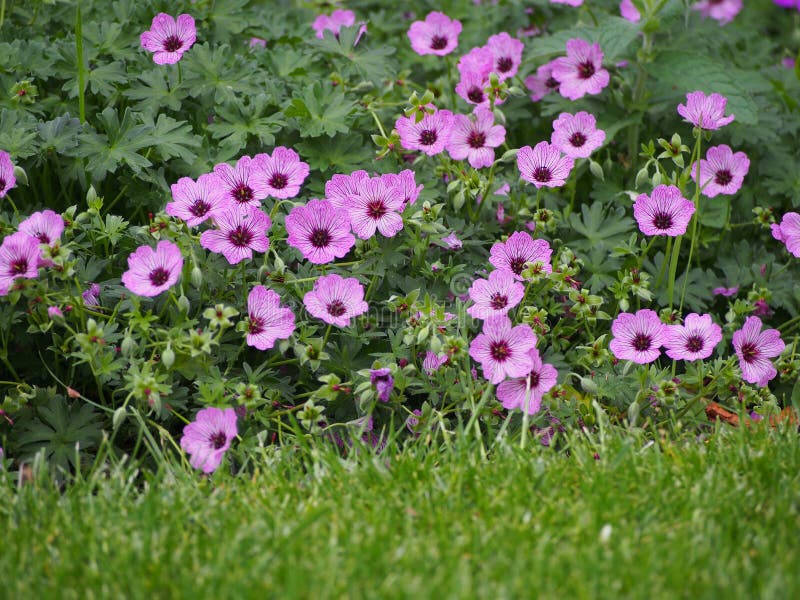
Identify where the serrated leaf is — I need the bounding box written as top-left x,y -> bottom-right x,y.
285,81 -> 355,138
37,114 -> 82,156
123,69 -> 186,113
208,94 -> 284,156
295,134 -> 373,173
142,113 -> 201,163
0,109 -> 39,158
567,201 -> 635,253
75,107 -> 153,181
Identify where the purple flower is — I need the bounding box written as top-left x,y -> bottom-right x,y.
346,176 -> 405,240
467,269 -> 525,319
166,174 -> 227,227
303,274 -> 368,327
121,240 -> 184,297
664,313 -> 722,361
200,206 -> 271,265
774,0 -> 800,10
609,309 -> 666,364
370,368 -> 394,402
83,283 -> 101,308
468,315 -> 537,384
620,0 -> 642,22
407,11 -> 462,56
633,185 -> 696,237
732,316 -> 785,387
524,60 -> 561,102
48,306 -> 63,320
251,147 -> 310,200
692,0 -> 742,25
446,107 -> 506,169
285,199 -> 354,265
180,407 -> 238,474
0,151 -> 17,198
312,9 -> 365,42
489,231 -> 553,280
395,108 -> 454,156
442,232 -> 463,249
552,39 -> 610,100
677,91 -> 735,130
550,111 -> 606,159
691,144 -> 750,198
551,0 -> 583,5
455,69 -> 491,107
713,286 -> 739,297
212,155 -> 270,211
457,46 -> 494,80
245,286 -> 295,350
249,37 -> 267,49
485,32 -> 524,80
140,13 -> 196,65
325,170 -> 369,210
423,352 -> 448,375
496,348 -> 558,415
0,232 -> 41,296
517,141 -> 574,189
382,169 -> 423,208
772,212 -> 800,257
18,210 -> 64,246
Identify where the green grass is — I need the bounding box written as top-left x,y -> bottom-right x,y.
2,425 -> 799,599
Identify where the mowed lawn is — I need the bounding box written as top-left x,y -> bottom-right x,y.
1,425 -> 799,599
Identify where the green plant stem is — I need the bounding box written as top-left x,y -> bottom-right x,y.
463,383 -> 493,440
678,132 -> 704,313
520,376 -> 532,450
76,1 -> 86,124
321,324 -> 332,349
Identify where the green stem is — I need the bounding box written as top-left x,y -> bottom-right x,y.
177,62 -> 182,85
463,383 -> 494,440
520,376 -> 532,450
678,132 -> 703,313
76,1 -> 86,124
321,324 -> 332,349
0,0 -> 5,29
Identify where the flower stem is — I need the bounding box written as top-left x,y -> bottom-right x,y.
678,131 -> 704,313
75,1 -> 86,124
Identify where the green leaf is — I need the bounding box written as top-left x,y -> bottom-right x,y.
285,81 -> 355,138
567,201 -> 636,253
75,107 -> 152,181
0,109 -> 39,159
37,114 -> 82,156
525,16 -> 640,63
142,113 -> 201,163
123,69 -> 186,113
295,134 -> 373,173
207,94 -> 284,157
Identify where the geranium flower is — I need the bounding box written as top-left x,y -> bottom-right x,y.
447,107 -> 506,169
395,108 -> 454,156
212,155 -> 270,211
325,170 -> 369,210
407,12 -> 462,56
455,69 -> 491,107
771,212 -> 800,257
496,348 -> 558,415
485,32 -> 524,80
347,176 -> 405,239
442,232 -> 463,249
285,199 -> 354,264
18,210 -> 64,246
691,144 -> 750,198
467,269 -> 525,319
468,315 -> 537,384
383,170 -> 423,208
550,111 -> 606,159
0,151 -> 16,198
525,60 -> 561,102
732,316 -> 785,387
303,274 -> 369,327
517,141 -> 574,189
552,39 -> 610,100
664,313 -> 722,361
620,0 -> 642,22
423,352 -> 448,374
692,0 -> 742,25
370,368 -> 394,402
166,174 -> 227,227
121,240 -> 184,297
609,309 -> 666,364
200,206 -> 271,265
713,286 -> 739,297
252,147 -> 309,200
633,185 -> 696,237
180,407 -> 238,474
551,0 -> 583,5
312,9 -> 366,43
677,91 -> 735,130
83,283 -> 101,308
140,13 -> 196,65
489,231 -> 553,280
0,232 -> 41,296
245,286 -> 295,350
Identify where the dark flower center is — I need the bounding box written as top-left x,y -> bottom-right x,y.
0,177 -> 5,189
686,335 -> 704,353
419,129 -> 438,146
163,35 -> 183,53
149,267 -> 169,287
36,232 -> 50,244
497,57 -> 513,73
653,212 -> 674,230
740,342 -> 758,364
489,341 -> 511,361
569,132 -> 587,147
233,184 -> 254,204
632,333 -> 652,352
310,227 -> 332,248
209,431 -> 227,450
578,61 -> 596,79
228,226 -> 254,248
509,256 -> 526,275
327,300 -> 347,317
10,259 -> 28,275
367,200 -> 387,220
489,293 -> 508,310
430,36 -> 448,50
248,315 -> 264,335
269,173 -> 288,189
467,131 -> 486,149
545,77 -> 560,90
190,199 -> 211,218
529,371 -> 541,388
467,86 -> 485,103
714,170 -> 733,186
532,166 -> 552,183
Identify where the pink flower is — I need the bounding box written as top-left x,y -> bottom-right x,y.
774,0 -> 800,10
212,155 -> 270,210
489,231 -> 553,280
0,151 -> 16,198
772,212 -> 800,257
140,13 -> 196,65
48,306 -> 63,320
485,32 -> 524,80
496,348 -> 558,415
457,46 -> 494,80
0,232 -> 41,296
677,91 -> 735,130
166,174 -> 227,227
551,0 -> 583,5
18,210 -> 64,246
200,206 -> 271,265
468,315 -> 537,384
285,199 -> 354,264
525,60 -> 561,102
620,0 -> 642,22
609,309 -> 666,364
382,169 -> 423,207
347,176 -> 405,239
447,107 -> 506,169
692,0 -> 742,25
121,240 -> 184,297
517,141 -> 574,188
249,37 -> 267,49
633,185 -> 696,237
407,12 -> 462,56
245,286 -> 295,350
713,286 -> 739,297
370,368 -> 394,402
455,69 -> 491,107
442,232 -> 463,249
691,144 -> 750,198
550,111 -> 606,159
312,9 -> 355,38
732,316 -> 785,387
325,170 -> 369,210
83,283 -> 101,308
251,147 -> 309,200
552,39 -> 610,100
664,313 -> 722,361
303,274 -> 369,327
423,351 -> 448,375
180,407 -> 237,474
467,269 -> 525,319
395,108 -> 454,156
